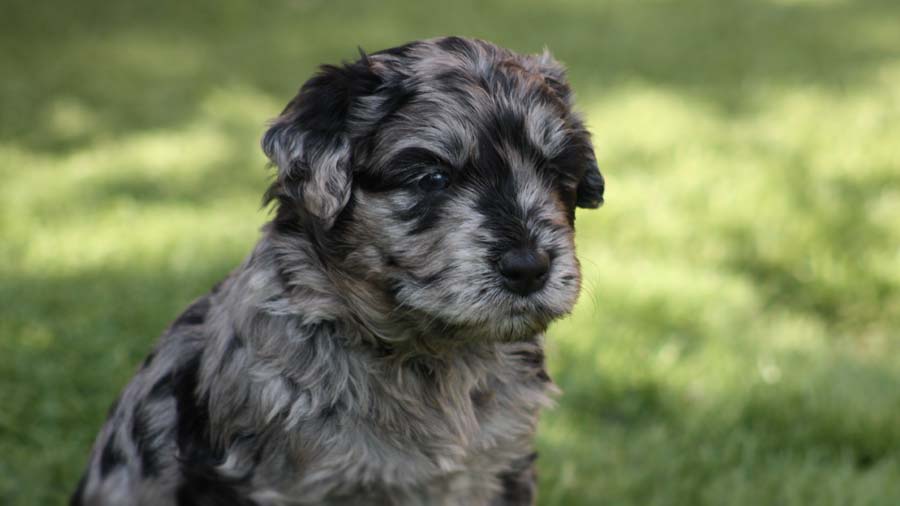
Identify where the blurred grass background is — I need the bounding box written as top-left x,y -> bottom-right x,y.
2,0 -> 899,504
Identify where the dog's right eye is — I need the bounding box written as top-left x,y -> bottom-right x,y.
418,171 -> 451,192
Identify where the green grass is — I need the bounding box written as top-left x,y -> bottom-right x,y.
2,0 -> 900,504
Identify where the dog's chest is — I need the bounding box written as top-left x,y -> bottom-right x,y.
261,354 -> 553,505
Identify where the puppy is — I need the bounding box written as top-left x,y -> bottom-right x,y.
71,36 -> 605,506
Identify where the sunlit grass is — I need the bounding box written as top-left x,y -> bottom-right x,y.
2,0 -> 900,504
536,61 -> 900,505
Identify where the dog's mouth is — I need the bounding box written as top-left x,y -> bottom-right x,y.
387,290 -> 557,342
445,312 -> 551,343
383,257 -> 580,341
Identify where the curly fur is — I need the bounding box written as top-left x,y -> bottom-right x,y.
72,36 -> 604,506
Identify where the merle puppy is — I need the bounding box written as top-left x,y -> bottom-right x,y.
72,36 -> 604,506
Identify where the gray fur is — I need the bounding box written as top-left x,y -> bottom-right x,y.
73,36 -> 604,506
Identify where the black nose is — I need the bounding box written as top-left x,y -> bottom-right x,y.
498,248 -> 550,296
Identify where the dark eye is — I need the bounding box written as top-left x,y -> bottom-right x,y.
418,171 -> 451,192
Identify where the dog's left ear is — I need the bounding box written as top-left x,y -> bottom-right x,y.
262,57 -> 380,228
576,155 -> 605,208
528,50 -> 605,209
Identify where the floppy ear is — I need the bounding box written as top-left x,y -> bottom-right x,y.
262,58 -> 380,228
527,50 -> 605,208
577,154 -> 605,208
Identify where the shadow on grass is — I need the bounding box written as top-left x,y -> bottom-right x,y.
722,164 -> 900,332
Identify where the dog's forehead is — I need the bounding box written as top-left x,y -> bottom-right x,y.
369,40 -> 572,170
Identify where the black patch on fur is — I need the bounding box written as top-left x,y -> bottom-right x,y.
467,121 -> 531,258
471,389 -> 493,407
512,348 -> 551,382
576,158 -> 605,208
148,374 -> 175,400
474,156 -> 530,259
131,405 -> 166,478
99,437 -> 125,477
221,333 -> 245,368
385,254 -> 399,268
294,62 -> 380,140
491,108 -> 540,160
137,360 -> 194,477
400,193 -> 451,235
173,354 -> 255,506
513,348 -> 544,368
432,68 -> 478,98
417,267 -> 452,286
436,36 -> 475,58
495,453 -> 538,505
172,296 -> 211,328
545,122 -> 603,210
330,188 -> 358,230
378,82 -> 417,117
353,168 -> 401,193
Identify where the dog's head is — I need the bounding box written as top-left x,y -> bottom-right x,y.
263,37 -> 604,342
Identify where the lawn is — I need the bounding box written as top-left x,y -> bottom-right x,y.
2,0 -> 899,504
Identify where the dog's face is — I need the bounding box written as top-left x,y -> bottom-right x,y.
263,37 -> 604,341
